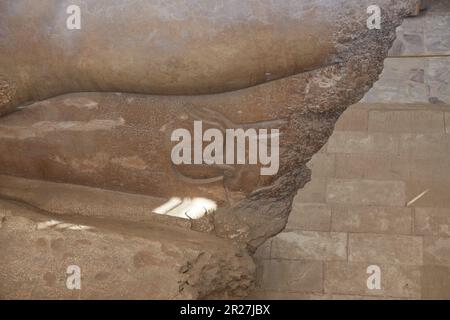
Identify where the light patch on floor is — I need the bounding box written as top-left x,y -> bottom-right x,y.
153,197 -> 217,220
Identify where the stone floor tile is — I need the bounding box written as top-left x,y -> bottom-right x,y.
362,58 -> 430,104
424,15 -> 450,55
422,265 -> 450,300
349,233 -> 423,265
406,180 -> 450,208
271,231 -> 347,261
325,261 -> 421,299
332,206 -> 413,235
399,133 -> 450,158
424,236 -> 450,266
335,154 -> 409,181
286,202 -> 331,232
296,178 -> 327,203
326,179 -> 406,207
335,108 -> 369,132
307,153 -> 335,178
247,291 -> 339,300
327,132 -> 398,154
415,208 -> 450,236
408,157 -> 450,183
258,259 -> 323,293
368,110 -> 445,133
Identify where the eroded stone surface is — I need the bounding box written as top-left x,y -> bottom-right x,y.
0,0 -> 419,299
0,199 -> 255,299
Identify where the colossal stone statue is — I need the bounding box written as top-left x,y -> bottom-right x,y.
0,0 -> 419,299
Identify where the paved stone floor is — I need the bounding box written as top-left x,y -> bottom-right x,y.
363,0 -> 450,105
250,102 -> 450,300
250,1 -> 450,300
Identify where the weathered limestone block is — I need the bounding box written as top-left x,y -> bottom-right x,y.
0,199 -> 255,299
0,0 -> 419,299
